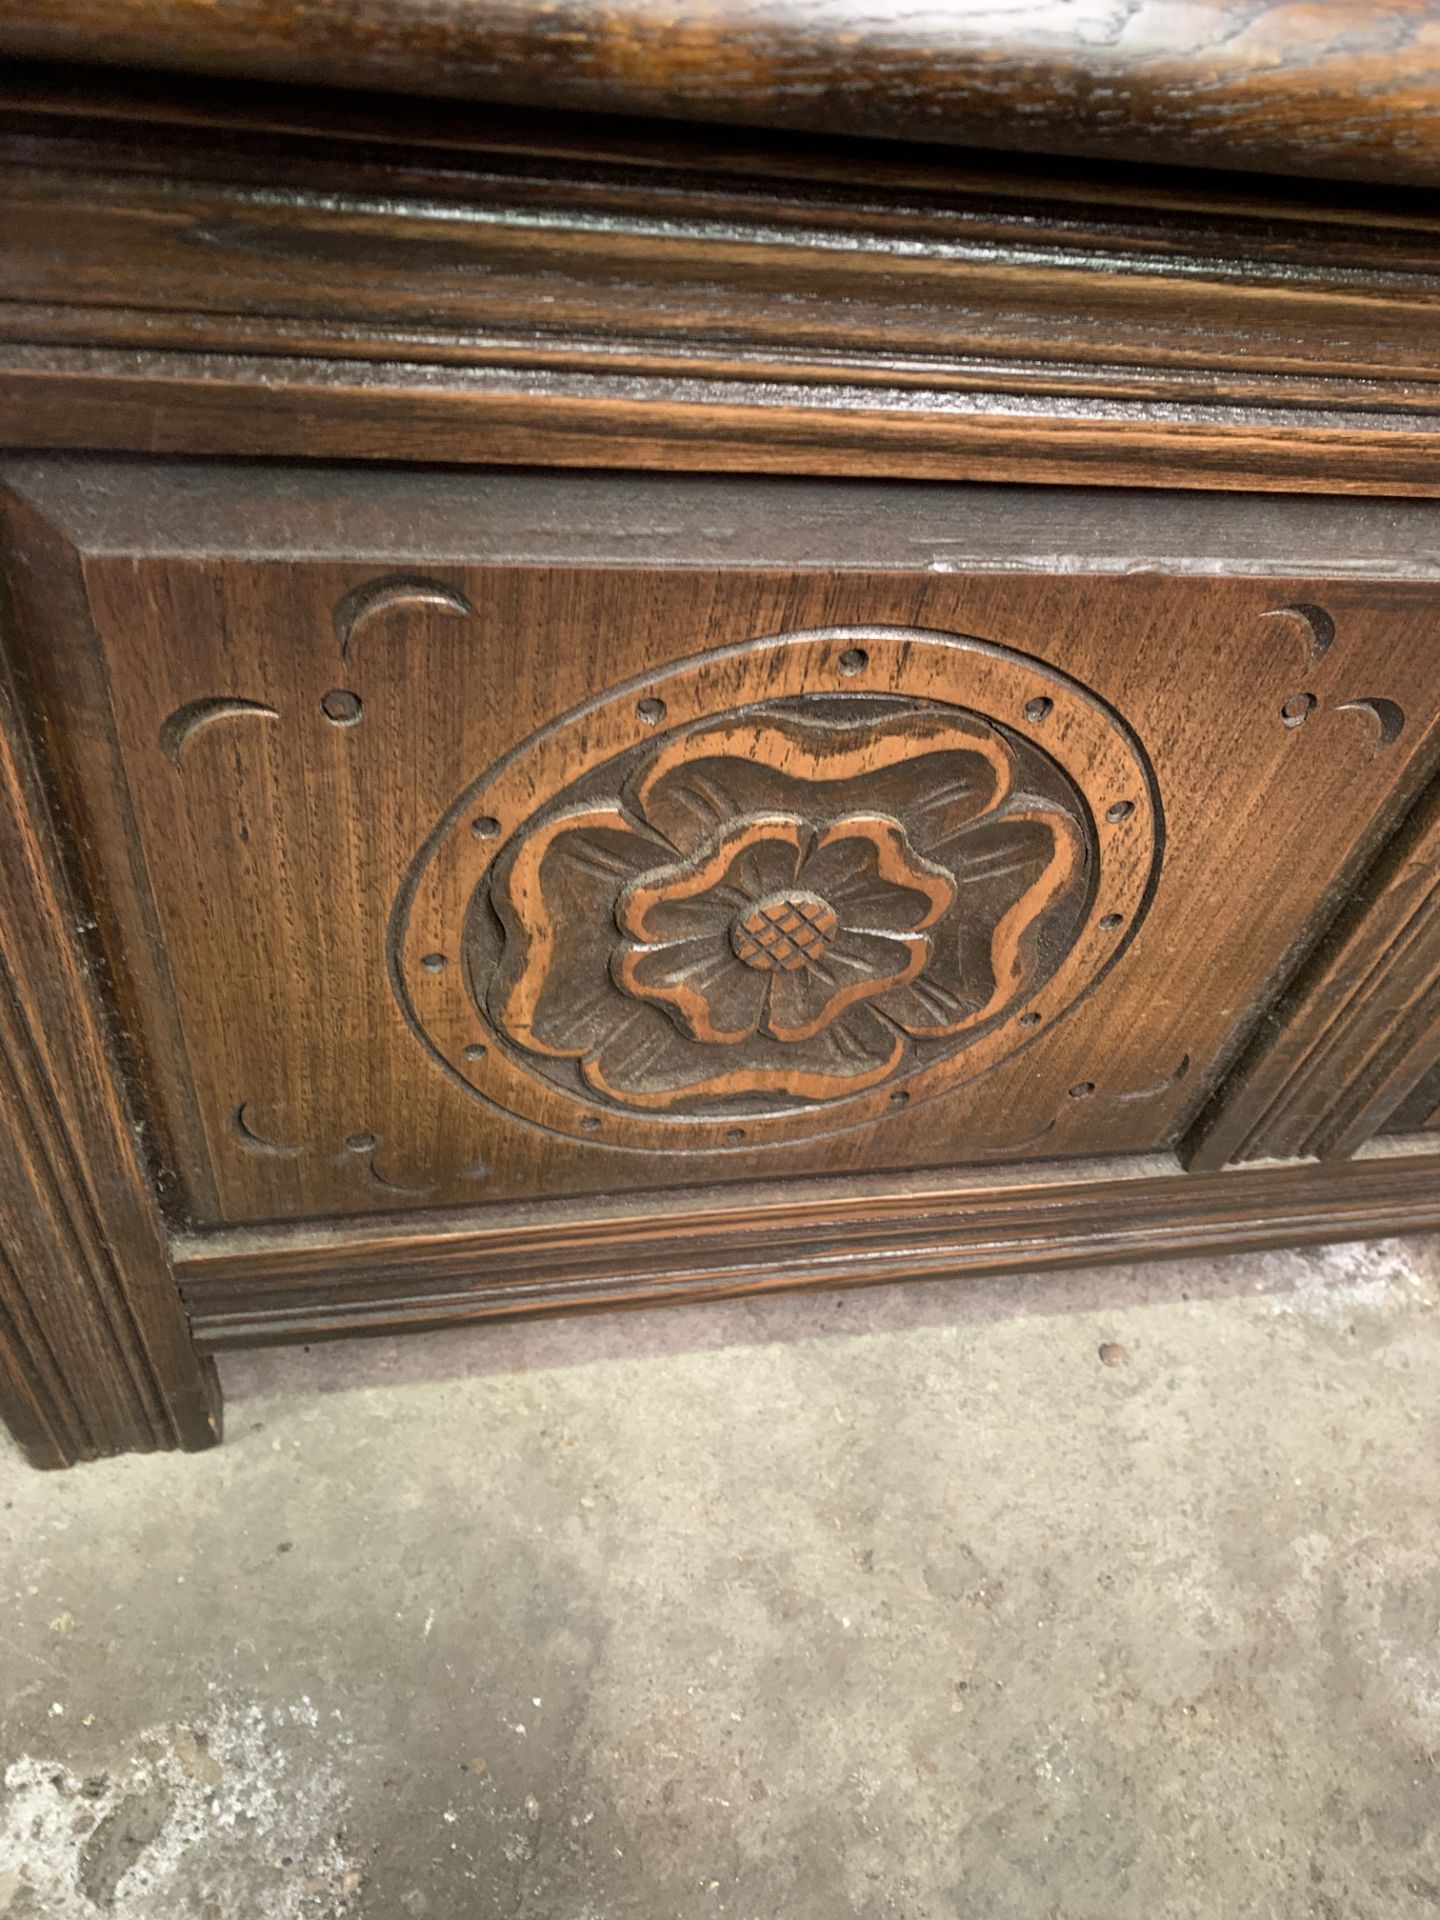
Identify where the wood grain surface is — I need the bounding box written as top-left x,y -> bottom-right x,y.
0,496 -> 220,1466
4,71 -> 1439,495
172,1145 -> 1440,1347
1186,772 -> 1440,1167
6,458 -> 1440,1234
2,3 -> 1439,188
1388,1061 -> 1440,1131
9,35 -> 1440,1461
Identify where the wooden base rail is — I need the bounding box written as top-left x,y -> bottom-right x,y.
174,1147 -> 1440,1348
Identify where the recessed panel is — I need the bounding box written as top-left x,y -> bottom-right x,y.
7,463 -> 1439,1224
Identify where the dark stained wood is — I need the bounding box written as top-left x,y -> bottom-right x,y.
1187,774 -> 1440,1168
20,460 -> 1440,578
0,508 -> 220,1467
1388,1061 -> 1440,1133
6,457 -> 1440,1234
4,79 -> 1440,495
2,3 -> 1439,190
9,41 -> 1440,1462
173,1146 -> 1440,1348
13,352 -> 1440,498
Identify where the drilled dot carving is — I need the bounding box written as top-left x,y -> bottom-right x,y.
321,689 -> 363,726
1281,693 -> 1317,728
837,647 -> 869,675
637,697 -> 667,726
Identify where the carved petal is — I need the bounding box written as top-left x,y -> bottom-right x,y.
617,816 -> 805,945
635,710 -> 1012,855
582,1001 -> 907,1110
881,805 -> 1088,1038
766,929 -> 928,1042
488,805 -> 669,1059
614,936 -> 770,1045
800,816 -> 956,932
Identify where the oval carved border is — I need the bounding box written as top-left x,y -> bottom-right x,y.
389,625 -> 1163,1151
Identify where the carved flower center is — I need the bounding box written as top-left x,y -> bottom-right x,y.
730,892 -> 840,972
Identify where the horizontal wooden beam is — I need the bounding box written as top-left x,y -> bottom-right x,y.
8,350 -> 1440,499
1,5 -> 1438,189
175,1146 -> 1440,1348
4,93 -> 1437,493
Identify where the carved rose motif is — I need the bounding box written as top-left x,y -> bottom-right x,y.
473,702 -> 1089,1112
614,815 -> 954,1046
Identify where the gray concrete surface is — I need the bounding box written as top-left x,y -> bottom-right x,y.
4,1236 -> 1440,1919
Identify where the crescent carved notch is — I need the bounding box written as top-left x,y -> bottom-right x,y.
1261,602 -> 1335,669
1335,697 -> 1405,759
332,574 -> 476,661
228,1103 -> 302,1157
1113,1055 -> 1191,1103
160,698 -> 279,767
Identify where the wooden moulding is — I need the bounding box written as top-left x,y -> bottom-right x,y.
1388,1061 -> 1440,1133
3,68 -> 1440,494
0,562 -> 221,1467
1186,772 -> 1440,1169
1,2 -> 1439,189
174,1146 -> 1440,1348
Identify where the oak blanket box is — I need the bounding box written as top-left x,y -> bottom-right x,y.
3,3 -> 1440,1463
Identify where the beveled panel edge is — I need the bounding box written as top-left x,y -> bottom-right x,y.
7,454 -> 1440,576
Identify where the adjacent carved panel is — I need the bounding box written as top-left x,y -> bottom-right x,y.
1189,771 -> 1440,1165
393,628 -> 1159,1151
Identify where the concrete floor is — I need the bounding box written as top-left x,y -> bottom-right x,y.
3,1237 -> 1440,1919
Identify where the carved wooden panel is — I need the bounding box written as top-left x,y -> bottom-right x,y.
396,635 -> 1157,1151
5,461 -> 1440,1227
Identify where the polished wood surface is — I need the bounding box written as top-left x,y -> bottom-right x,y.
7,459 -> 1440,1240
1187,775 -> 1440,1168
2,3 -> 1439,189
173,1147 -> 1440,1348
4,72 -> 1440,496
0,540 -> 220,1467
5,45 -> 1440,1464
